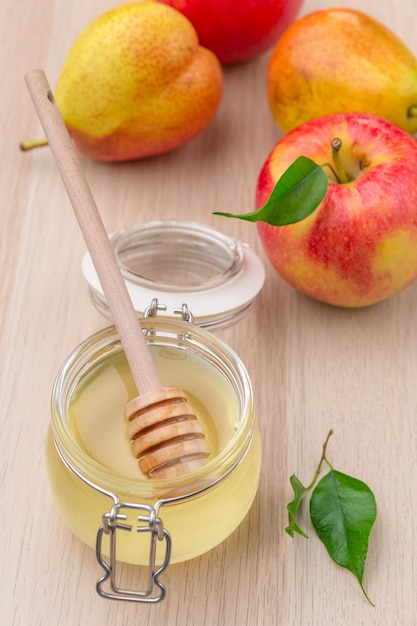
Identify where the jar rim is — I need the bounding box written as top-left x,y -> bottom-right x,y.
81,220 -> 265,331
51,319 -> 255,500
113,220 -> 244,292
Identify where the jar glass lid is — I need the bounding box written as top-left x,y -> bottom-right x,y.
82,220 -> 265,331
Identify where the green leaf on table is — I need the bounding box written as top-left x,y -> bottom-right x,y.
285,474 -> 310,538
213,156 -> 328,226
310,469 -> 377,605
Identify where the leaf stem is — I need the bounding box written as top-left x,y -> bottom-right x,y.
321,162 -> 341,183
306,428 -> 334,490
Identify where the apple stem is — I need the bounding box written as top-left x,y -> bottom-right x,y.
330,138 -> 350,184
408,105 -> 417,119
20,138 -> 49,152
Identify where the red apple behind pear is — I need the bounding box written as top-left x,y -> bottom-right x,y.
156,0 -> 304,64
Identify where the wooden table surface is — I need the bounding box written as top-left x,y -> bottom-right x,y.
2,0 -> 417,624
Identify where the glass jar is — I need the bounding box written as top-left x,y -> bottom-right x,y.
81,220 -> 265,331
48,317 -> 261,602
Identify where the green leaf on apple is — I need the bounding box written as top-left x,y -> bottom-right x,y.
213,156 -> 328,225
286,430 -> 377,605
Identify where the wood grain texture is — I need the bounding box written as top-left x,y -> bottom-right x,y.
2,1 -> 417,624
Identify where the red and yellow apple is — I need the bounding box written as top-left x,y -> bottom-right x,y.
156,0 -> 304,65
255,113 -> 417,307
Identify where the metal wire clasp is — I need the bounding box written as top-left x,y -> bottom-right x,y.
144,298 -> 194,323
95,502 -> 172,603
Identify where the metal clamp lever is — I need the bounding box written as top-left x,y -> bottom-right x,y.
144,297 -> 194,323
95,502 -> 172,603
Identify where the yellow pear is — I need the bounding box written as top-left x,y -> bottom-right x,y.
24,2 -> 223,161
267,8 -> 417,134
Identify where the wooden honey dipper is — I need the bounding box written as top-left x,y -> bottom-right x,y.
25,69 -> 210,479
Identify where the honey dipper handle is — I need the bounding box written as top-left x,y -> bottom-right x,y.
25,69 -> 161,394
